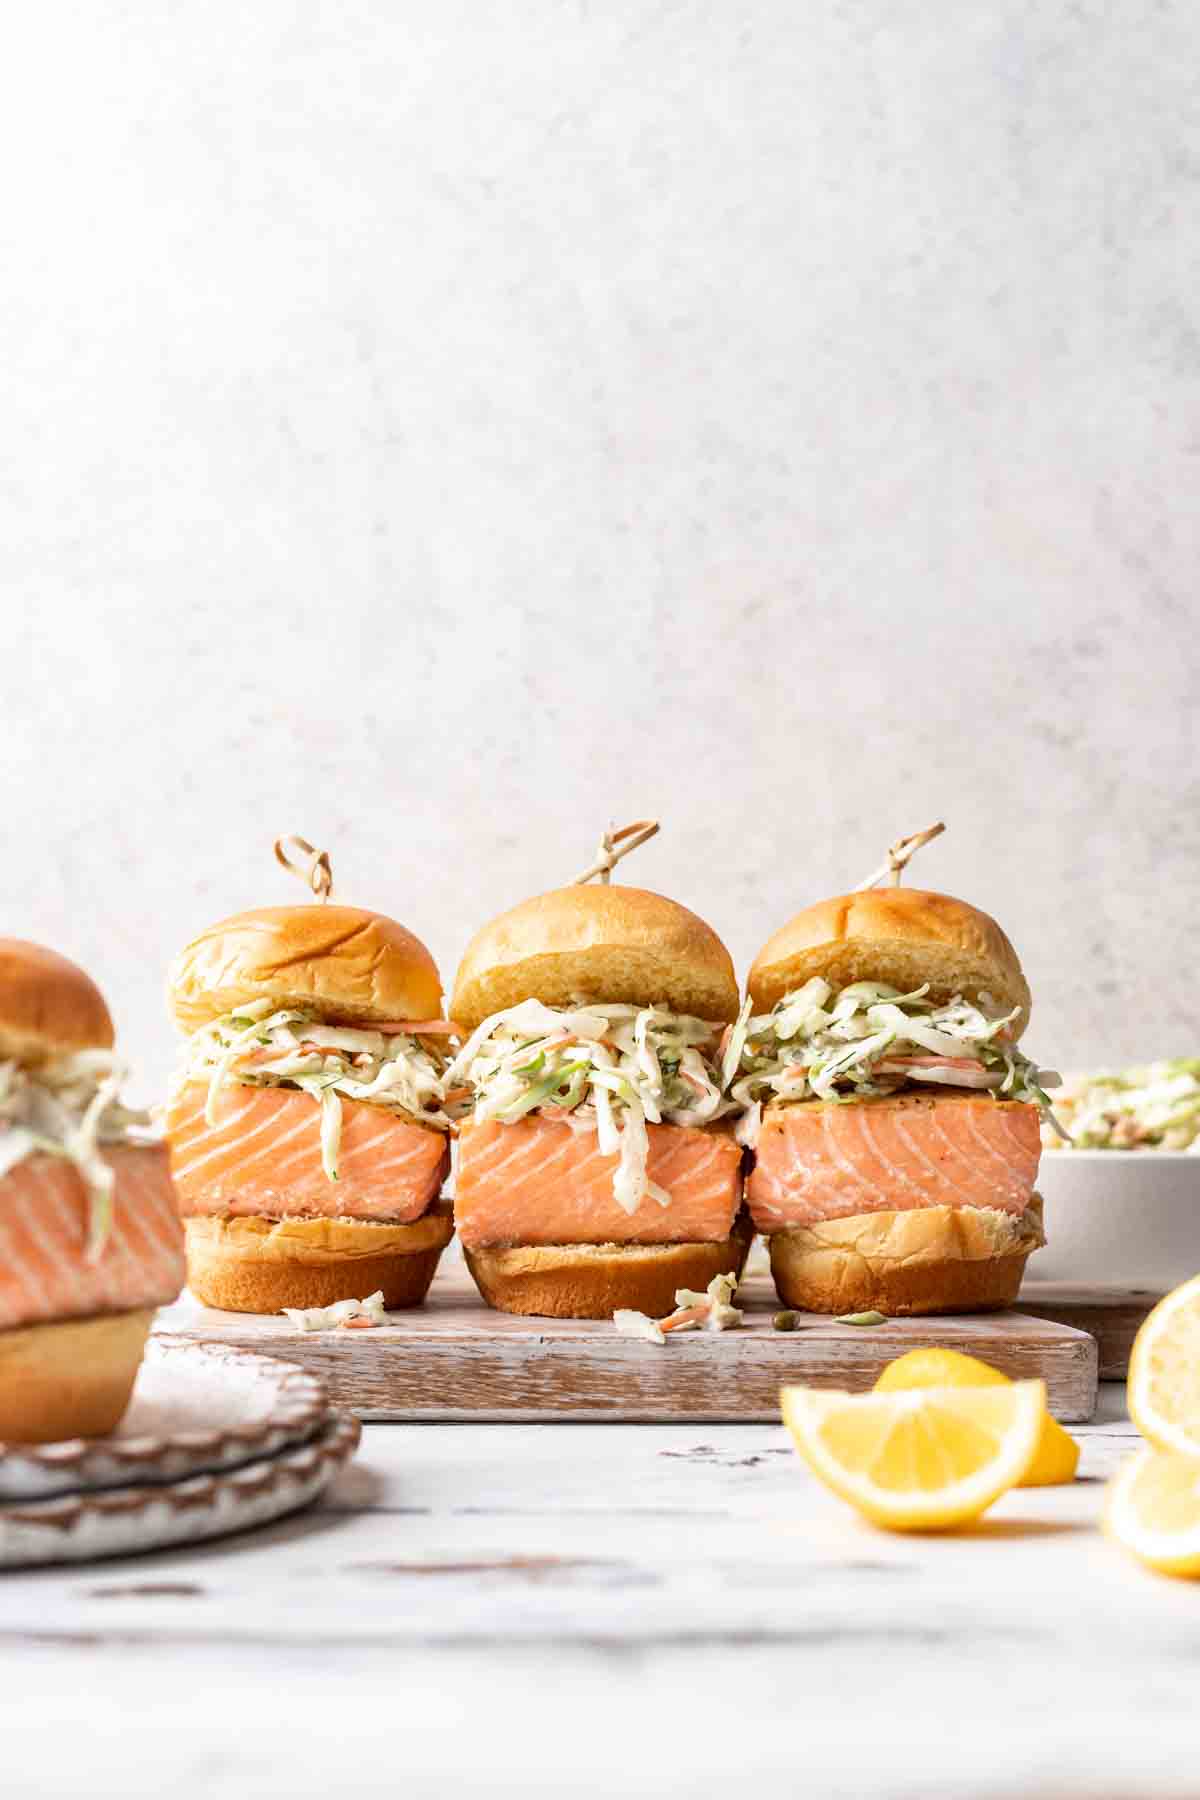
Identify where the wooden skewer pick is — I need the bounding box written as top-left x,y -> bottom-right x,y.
274,835 -> 334,902
855,821 -> 945,892
573,819 -> 660,886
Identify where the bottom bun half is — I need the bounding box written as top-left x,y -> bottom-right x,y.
464,1211 -> 755,1319
185,1206 -> 454,1313
768,1197 -> 1045,1317
0,1308 -> 155,1444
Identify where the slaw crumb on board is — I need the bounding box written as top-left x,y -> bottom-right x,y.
281,1291 -> 388,1332
614,1273 -> 744,1343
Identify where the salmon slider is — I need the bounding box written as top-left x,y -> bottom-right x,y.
165,840 -> 456,1313
449,832 -> 751,1318
732,874 -> 1064,1316
0,940 -> 185,1442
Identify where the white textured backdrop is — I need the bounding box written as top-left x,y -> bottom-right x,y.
2,2 -> 1197,1096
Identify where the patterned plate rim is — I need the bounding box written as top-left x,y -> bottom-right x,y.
0,1335 -> 330,1483
1,1408 -> 361,1534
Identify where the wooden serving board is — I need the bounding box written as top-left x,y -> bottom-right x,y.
1014,1283 -> 1164,1380
162,1261 -> 1100,1423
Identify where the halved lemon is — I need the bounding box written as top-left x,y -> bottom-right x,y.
1128,1274 -> 1200,1456
781,1379 -> 1046,1531
874,1347 -> 1079,1487
1105,1448 -> 1200,1579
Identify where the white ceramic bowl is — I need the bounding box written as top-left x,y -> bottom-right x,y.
1032,1149 -> 1200,1289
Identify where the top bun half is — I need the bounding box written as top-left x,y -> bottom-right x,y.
747,888 -> 1031,1039
451,886 -> 739,1030
168,906 -> 444,1035
0,939 -> 115,1066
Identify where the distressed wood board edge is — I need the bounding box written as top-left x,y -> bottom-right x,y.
1015,1281 -> 1165,1380
163,1299 -> 1100,1424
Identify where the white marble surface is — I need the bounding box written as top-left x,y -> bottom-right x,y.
1,1389 -> 1193,1799
2,3 -> 1198,1090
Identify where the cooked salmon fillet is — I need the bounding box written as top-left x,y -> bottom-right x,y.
746,1093 -> 1041,1231
166,1082 -> 450,1224
0,1145 -> 186,1333
455,1116 -> 743,1248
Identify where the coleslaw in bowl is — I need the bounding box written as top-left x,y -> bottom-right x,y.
1042,1061 -> 1200,1153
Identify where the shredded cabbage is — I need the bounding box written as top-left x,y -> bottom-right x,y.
0,1052 -> 154,1255
282,1290 -> 387,1332
729,978 -> 1066,1141
615,1273 -> 744,1341
446,998 -> 737,1213
672,1272 -> 743,1332
173,1003 -> 457,1184
613,1308 -> 667,1344
1045,1060 -> 1200,1152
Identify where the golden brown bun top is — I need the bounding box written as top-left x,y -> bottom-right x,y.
167,906 -> 444,1035
0,939 -> 115,1066
451,886 -> 739,1030
748,888 -> 1031,1039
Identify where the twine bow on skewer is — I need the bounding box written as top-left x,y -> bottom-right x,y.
855,821 -> 945,892
274,835 -> 334,902
573,819 -> 660,886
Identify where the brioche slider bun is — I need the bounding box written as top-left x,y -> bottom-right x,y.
747,887 -> 1031,1040
168,904 -> 444,1035
0,938 -> 115,1067
183,1207 -> 454,1313
768,1198 -> 1045,1317
463,1213 -> 755,1320
0,1309 -> 157,1444
452,884 -> 739,1030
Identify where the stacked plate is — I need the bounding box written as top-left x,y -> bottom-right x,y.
0,1336 -> 359,1568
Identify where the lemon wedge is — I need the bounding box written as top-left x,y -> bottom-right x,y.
874,1347 -> 1009,1392
781,1379 -> 1046,1531
1105,1448 -> 1200,1579
1128,1274 -> 1200,1456
874,1347 -> 1079,1486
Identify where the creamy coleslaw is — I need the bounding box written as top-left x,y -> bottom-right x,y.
1044,1060 -> 1200,1151
0,1051 -> 153,1254
446,998 -> 738,1213
173,998 -> 458,1182
728,978 -> 1065,1148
